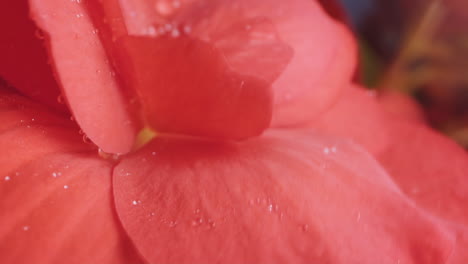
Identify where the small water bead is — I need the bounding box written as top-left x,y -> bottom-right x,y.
183,25 -> 192,34
35,29 -> 45,40
191,217 -> 204,227
169,221 -> 178,228
76,13 -> 84,18
170,28 -> 180,38
23,226 -> 30,231
63,185 -> 69,189
4,176 -> 10,181
323,147 -> 330,155
267,204 -> 273,212
82,134 -> 92,144
98,148 -> 121,161
132,200 -> 141,205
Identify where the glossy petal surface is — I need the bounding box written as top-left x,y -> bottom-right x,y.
0,89 -> 142,264
114,129 -> 453,264
116,0 -> 356,128
29,0 -> 138,153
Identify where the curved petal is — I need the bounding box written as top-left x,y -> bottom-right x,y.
29,0 -> 138,154
378,90 -> 426,123
311,85 -> 390,155
114,0 -> 356,128
0,0 -> 63,111
0,89 -> 143,264
114,129 -> 453,264
375,120 -> 468,262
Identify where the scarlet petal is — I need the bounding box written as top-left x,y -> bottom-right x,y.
0,0 -> 63,111
0,90 -> 142,264
114,129 -> 452,264
115,35 -> 275,139
116,0 -> 356,127
29,0 -> 138,153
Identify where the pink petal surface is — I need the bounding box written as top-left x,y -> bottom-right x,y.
114,129 -> 453,264
29,0 -> 138,154
0,89 -> 142,264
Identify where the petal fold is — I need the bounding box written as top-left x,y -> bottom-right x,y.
29,0 -> 138,154
0,89 -> 142,264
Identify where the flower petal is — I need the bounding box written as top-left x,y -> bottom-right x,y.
115,0 -> 356,128
312,85 -> 390,155
0,0 -> 63,111
375,120 -> 468,262
0,89 -> 142,264
114,129 -> 453,264
29,0 -> 138,153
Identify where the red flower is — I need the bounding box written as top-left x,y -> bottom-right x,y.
0,1 -> 468,264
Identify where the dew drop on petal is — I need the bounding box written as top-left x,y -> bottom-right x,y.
323,147 -> 330,155
4,176 -> 10,181
23,226 -> 30,231
63,185 -> 69,189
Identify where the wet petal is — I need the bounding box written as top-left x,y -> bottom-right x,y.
0,0 -> 63,111
114,129 -> 453,264
29,0 -> 138,154
0,89 -> 142,264
115,0 -> 356,128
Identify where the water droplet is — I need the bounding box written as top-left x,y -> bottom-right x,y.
35,29 -> 45,40
82,134 -> 92,144
171,28 -> 180,38
207,219 -> 216,229
57,95 -> 65,104
98,149 -> 121,161
23,226 -> 30,231
132,200 -> 141,205
151,152 -> 157,156
76,13 -> 84,18
146,26 -> 157,36
169,221 -> 178,227
183,25 -> 192,34
92,29 -> 99,34
301,224 -> 309,232
4,176 -> 10,181
191,217 -> 203,227
267,204 -> 273,212
323,147 -> 330,155
63,185 -> 69,189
